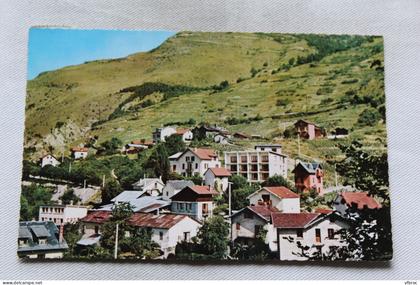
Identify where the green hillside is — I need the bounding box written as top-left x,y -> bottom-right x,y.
24,32 -> 386,178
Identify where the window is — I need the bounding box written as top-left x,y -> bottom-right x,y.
182,163 -> 185,170
204,163 -> 208,169
154,182 -> 158,188
173,165 -> 176,171
236,223 -> 241,230
328,228 -> 335,239
195,163 -> 198,169
159,231 -> 164,240
191,156 -> 195,162
186,157 -> 190,162
296,229 -> 303,238
262,194 -> 270,202
94,225 -> 99,234
183,232 -> 190,241
315,228 -> 321,243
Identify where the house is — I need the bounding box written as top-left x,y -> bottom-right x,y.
132,177 -> 165,196
40,154 -> 60,168
328,128 -> 349,139
192,124 -> 227,140
248,186 -> 300,213
152,126 -> 177,143
214,134 -> 230,145
39,203 -> 88,226
78,210 -> 201,258
292,161 -> 324,195
204,167 -> 231,192
18,221 -> 68,259
224,146 -> 288,182
100,192 -> 171,213
170,185 -> 218,221
174,128 -> 194,142
169,148 -> 221,177
294,119 -> 324,140
270,212 -> 350,261
124,139 -> 154,154
231,205 -> 279,243
71,147 -> 89,159
162,180 -> 195,201
233,132 -> 251,139
333,191 -> 381,216
128,213 -> 202,258
254,144 -> 282,154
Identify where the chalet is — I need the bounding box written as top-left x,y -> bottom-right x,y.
78,210 -> 201,258
169,148 -> 221,177
40,154 -> 60,168
174,128 -> 194,142
231,205 -> 279,243
162,180 -> 194,201
18,221 -> 68,259
294,119 -> 324,140
132,177 -> 165,196
192,124 -> 227,140
224,146 -> 288,182
292,161 -> 324,195
39,203 -> 88,226
170,185 -> 218,221
248,186 -> 300,213
269,212 -> 350,261
204,167 -> 231,192
152,126 -> 177,143
71,147 -> 88,160
333,191 -> 381,216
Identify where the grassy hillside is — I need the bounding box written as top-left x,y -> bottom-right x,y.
24,32 -> 386,185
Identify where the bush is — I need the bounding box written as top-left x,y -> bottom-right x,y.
357,108 -> 381,126
341,78 -> 359,84
276,98 -> 290,107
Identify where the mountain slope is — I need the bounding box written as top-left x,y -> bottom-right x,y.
24,32 -> 385,161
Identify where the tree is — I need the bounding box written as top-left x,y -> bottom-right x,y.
197,216 -> 230,258
164,134 -> 186,155
20,184 -> 53,221
145,144 -> 170,182
119,227 -> 161,259
288,57 -> 295,66
357,108 -> 381,126
250,67 -> 258,77
231,227 -> 272,260
100,137 -> 123,155
226,175 -> 257,210
101,178 -> 123,204
262,174 -> 295,190
59,189 -> 81,205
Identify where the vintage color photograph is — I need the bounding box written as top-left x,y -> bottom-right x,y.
19,28 -> 391,261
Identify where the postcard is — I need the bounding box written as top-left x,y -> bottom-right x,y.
19,28 -> 392,261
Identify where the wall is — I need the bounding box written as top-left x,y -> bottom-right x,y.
231,212 -> 267,240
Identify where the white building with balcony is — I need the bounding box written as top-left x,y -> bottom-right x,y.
224,145 -> 288,182
39,204 -> 88,226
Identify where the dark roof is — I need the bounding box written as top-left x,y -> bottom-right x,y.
18,221 -> 68,254
248,206 -> 279,220
164,180 -> 194,191
81,211 -> 112,224
128,213 -> 199,229
293,161 -> 322,174
271,213 -> 320,228
341,192 -> 381,210
263,186 -> 300,199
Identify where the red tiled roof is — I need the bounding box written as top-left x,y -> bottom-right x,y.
341,192 -> 382,210
189,148 -> 218,160
271,213 -> 320,228
128,213 -> 191,229
189,185 -> 219,195
208,167 -> 231,177
315,208 -> 333,214
71,147 -> 89,152
263,186 -> 299,199
175,128 -> 190,135
81,211 -> 111,224
131,140 -> 154,146
248,206 -> 279,220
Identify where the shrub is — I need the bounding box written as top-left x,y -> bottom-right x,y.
357,108 -> 381,126
276,98 -> 290,107
341,78 -> 359,84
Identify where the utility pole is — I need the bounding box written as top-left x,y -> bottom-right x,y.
297,134 -> 301,158
61,153 -> 64,163
68,162 -> 72,174
83,179 -> 86,189
334,164 -> 338,188
102,175 -> 106,188
228,182 -> 233,246
114,222 -> 119,259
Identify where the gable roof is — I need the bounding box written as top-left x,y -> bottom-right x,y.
294,119 -> 318,126
175,128 -> 191,135
111,191 -> 146,202
18,221 -> 68,253
81,211 -> 112,224
132,177 -> 164,189
293,161 -> 322,174
340,192 -> 382,210
248,206 -> 279,220
206,167 -> 232,177
71,147 -> 88,153
41,154 -> 59,160
189,148 -> 218,160
131,139 -> 154,146
168,152 -> 183,160
261,186 -> 299,199
128,213 -> 198,229
189,185 -> 218,195
271,212 -> 320,228
101,196 -> 171,213
163,180 -> 195,192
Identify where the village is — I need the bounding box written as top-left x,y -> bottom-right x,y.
18,119 -> 384,261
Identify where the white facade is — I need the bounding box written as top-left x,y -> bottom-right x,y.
72,150 -> 88,160
161,180 -> 194,201
132,178 -> 165,196
231,211 -> 269,241
148,216 -> 201,257
152,126 -> 177,143
214,134 -> 229,144
224,150 -> 288,182
41,154 -> 61,167
248,188 -> 300,213
39,205 -> 88,226
203,170 -> 229,192
270,216 -> 349,261
170,149 -> 221,177
179,130 -> 193,142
